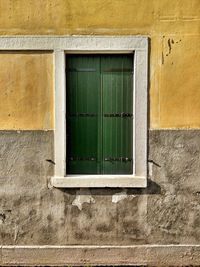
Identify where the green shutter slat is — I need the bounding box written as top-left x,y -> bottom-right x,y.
66,55 -> 101,174
101,55 -> 133,174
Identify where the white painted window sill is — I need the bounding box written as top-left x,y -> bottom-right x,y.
51,175 -> 147,188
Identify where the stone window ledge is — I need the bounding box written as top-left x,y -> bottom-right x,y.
51,175 -> 147,188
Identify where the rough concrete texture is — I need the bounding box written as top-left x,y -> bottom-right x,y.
1,130 -> 200,246
148,130 -> 200,244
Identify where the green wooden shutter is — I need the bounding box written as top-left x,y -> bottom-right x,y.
101,55 -> 133,174
66,55 -> 101,174
66,54 -> 133,174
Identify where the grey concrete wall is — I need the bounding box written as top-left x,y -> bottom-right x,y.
0,130 -> 200,245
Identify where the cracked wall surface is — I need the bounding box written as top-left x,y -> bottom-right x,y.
0,131 -> 200,245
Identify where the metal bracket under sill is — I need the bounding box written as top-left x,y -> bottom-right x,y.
51,175 -> 147,188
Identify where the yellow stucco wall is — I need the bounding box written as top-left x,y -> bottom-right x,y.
0,53 -> 53,130
151,36 -> 200,128
0,0 -> 199,129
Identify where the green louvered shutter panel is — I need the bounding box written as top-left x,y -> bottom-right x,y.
66,54 -> 133,174
101,55 -> 133,174
66,55 -> 101,174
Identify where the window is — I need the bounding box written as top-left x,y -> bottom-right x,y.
66,54 -> 133,175
51,36 -> 148,188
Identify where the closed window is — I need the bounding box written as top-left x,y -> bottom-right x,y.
66,54 -> 133,174
50,36 -> 148,188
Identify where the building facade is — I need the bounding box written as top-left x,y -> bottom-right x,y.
0,0 -> 200,265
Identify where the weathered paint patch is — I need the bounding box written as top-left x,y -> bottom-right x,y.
112,189 -> 128,203
72,188 -> 95,210
112,189 -> 136,203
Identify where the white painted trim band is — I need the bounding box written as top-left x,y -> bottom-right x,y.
54,50 -> 66,177
0,35 -> 148,50
51,176 -> 147,188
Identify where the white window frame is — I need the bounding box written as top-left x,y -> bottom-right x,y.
0,36 -> 148,188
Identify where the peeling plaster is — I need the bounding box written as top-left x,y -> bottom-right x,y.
112,189 -> 136,203
148,162 -> 153,178
14,225 -> 19,243
72,188 -> 95,210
